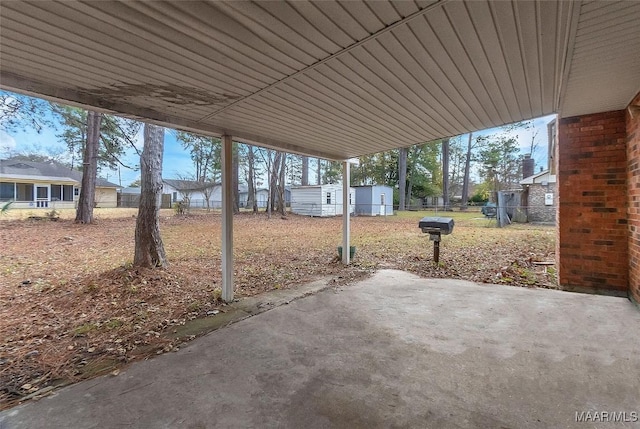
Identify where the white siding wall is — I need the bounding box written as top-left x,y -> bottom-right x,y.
94,187 -> 117,208
239,189 -> 269,208
291,186 -> 323,216
291,185 -> 355,217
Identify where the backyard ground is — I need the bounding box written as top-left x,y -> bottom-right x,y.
0,208 -> 555,409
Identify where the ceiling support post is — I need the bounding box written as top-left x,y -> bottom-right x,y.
342,160 -> 351,265
221,135 -> 234,302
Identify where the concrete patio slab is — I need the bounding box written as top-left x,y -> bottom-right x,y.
2,270 -> 639,429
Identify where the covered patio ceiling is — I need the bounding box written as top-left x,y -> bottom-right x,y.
1,1 -> 639,160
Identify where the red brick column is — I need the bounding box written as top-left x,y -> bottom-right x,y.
557,110 -> 628,295
627,93 -> 640,304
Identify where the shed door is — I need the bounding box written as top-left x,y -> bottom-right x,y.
380,193 -> 385,215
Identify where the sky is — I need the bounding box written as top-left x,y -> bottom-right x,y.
0,92 -> 555,187
0,117 -> 194,187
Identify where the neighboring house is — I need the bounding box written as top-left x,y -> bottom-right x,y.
119,187 -> 142,195
117,187 -> 173,209
520,170 -> 557,223
421,196 -> 445,209
353,185 -> 393,216
290,185 -> 355,217
117,187 -> 141,208
162,179 -> 220,208
0,158 -> 120,209
518,119 -> 557,224
238,185 -> 291,209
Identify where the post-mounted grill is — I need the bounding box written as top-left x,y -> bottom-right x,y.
418,217 -> 454,263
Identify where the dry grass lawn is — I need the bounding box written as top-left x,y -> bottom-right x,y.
0,208 -> 555,408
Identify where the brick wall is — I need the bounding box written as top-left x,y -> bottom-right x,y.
628,92 -> 640,304
528,183 -> 556,223
557,110 -> 628,295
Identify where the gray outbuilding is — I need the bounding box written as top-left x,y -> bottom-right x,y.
354,185 -> 394,216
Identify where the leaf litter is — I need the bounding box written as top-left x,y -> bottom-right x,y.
0,211 -> 554,408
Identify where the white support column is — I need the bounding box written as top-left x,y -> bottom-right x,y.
342,160 -> 350,265
221,135 -> 234,302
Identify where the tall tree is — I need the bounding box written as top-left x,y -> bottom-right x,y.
0,91 -> 51,134
461,133 -> 473,210
134,124 -> 167,268
50,105 -> 86,169
246,145 -> 258,213
442,138 -> 450,210
398,147 -> 408,210
277,153 -> 287,216
316,158 -> 322,185
406,145 -> 422,207
1,147 -> 66,163
409,141 -> 442,204
301,156 -> 309,186
322,161 -> 342,184
51,104 -> 139,171
476,134 -> 522,193
75,111 -> 101,224
268,151 -> 282,213
201,183 -> 215,211
445,136 -> 466,199
174,132 -> 220,183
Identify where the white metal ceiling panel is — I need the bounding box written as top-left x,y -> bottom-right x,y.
560,1 -> 640,117
1,1 -> 638,159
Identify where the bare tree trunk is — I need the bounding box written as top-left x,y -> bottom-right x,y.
270,151 -> 282,213
461,133 -> 472,211
407,146 -> 418,209
232,143 -> 239,213
203,186 -> 212,211
316,158 -> 322,185
301,156 -> 309,186
398,147 -> 408,210
134,123 -> 167,268
247,145 -> 258,213
442,138 -> 451,211
278,153 -> 286,216
75,111 -> 102,224
265,151 -> 273,218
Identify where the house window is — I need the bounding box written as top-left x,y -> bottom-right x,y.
173,192 -> 178,202
51,185 -> 62,201
326,192 -> 331,204
15,183 -> 34,201
0,182 -> 14,201
63,185 -> 74,201
37,186 -> 48,199
74,187 -> 80,197
51,185 -> 75,201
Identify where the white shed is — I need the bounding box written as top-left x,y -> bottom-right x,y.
290,185 -> 355,217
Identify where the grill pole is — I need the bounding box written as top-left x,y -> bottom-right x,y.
434,240 -> 440,263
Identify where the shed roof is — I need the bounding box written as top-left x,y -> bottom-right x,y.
1,1 -> 639,159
